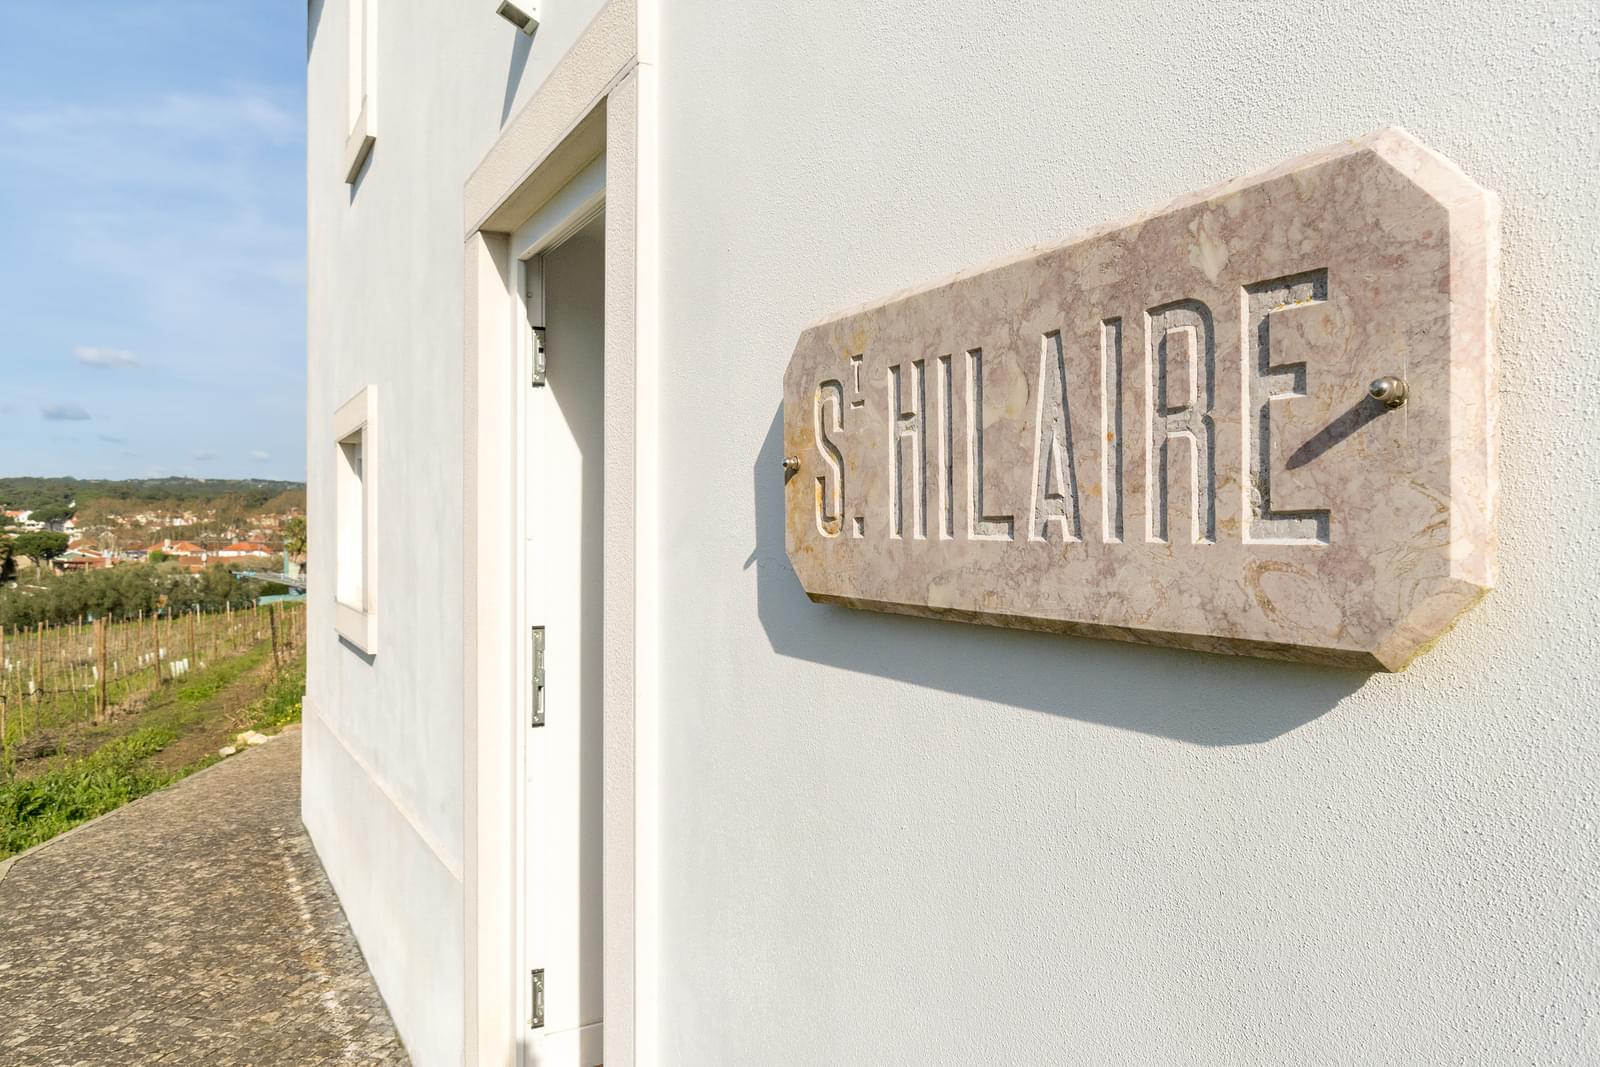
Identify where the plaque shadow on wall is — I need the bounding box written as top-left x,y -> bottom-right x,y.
750,406 -> 1365,747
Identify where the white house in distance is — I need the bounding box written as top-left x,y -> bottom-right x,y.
304,2 -> 1600,1065
215,541 -> 274,559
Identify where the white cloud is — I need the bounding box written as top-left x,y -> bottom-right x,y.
74,345 -> 139,368
0,39 -> 306,480
42,403 -> 90,421
0,88 -> 301,156
251,450 -> 271,461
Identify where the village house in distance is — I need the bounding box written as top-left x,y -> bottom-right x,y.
304,2 -> 1598,1065
0,479 -> 304,578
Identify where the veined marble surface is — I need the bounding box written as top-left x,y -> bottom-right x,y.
782,128 -> 1497,671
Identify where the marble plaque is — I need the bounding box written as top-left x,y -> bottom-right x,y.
782,128 -> 1498,670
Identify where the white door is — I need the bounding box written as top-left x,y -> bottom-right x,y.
519,207 -> 605,1067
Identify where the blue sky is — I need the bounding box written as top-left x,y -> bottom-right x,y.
0,3 -> 305,482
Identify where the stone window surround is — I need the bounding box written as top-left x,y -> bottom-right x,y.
334,385 -> 377,655
344,0 -> 376,184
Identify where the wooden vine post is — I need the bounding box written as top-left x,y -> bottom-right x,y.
95,617 -> 108,723
1,623 -> 7,752
34,622 -> 43,703
268,604 -> 281,671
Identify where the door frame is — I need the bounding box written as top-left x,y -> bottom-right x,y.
513,196 -> 607,1066
463,3 -> 658,1063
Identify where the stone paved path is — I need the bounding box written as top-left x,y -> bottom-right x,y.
0,729 -> 409,1065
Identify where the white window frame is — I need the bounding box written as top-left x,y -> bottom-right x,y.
334,386 -> 377,654
344,0 -> 377,183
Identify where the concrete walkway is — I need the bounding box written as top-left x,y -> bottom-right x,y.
0,729 -> 409,1065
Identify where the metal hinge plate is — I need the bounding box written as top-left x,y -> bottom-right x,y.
531,326 -> 547,387
530,967 -> 545,1028
531,626 -> 546,727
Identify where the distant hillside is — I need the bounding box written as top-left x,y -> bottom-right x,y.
0,477 -> 304,512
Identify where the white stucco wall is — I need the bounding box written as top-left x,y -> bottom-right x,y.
652,1 -> 1598,1064
307,0 -> 1598,1063
304,2 -> 606,1064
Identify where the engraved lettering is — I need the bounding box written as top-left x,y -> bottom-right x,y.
888,360 -> 927,540
938,353 -> 954,540
1100,318 -> 1124,544
1145,300 -> 1216,544
846,354 -> 864,534
814,380 -> 846,538
780,129 -> 1496,669
1244,270 -> 1332,544
966,348 -> 1015,541
1028,332 -> 1082,542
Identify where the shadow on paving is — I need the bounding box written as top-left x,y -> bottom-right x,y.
0,729 -> 409,1065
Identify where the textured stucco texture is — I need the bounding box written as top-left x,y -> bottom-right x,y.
305,0 -> 1599,1063
655,1 -> 1597,1064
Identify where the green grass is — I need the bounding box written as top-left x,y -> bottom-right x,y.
244,658 -> 305,734
171,643 -> 271,706
0,727 -> 176,858
0,645 -> 306,860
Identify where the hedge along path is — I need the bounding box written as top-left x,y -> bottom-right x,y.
0,602 -> 305,759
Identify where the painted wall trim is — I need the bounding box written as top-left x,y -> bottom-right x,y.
304,697 -> 463,883
302,703 -> 463,1065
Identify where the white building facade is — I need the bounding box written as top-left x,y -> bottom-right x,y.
304,2 -> 1600,1064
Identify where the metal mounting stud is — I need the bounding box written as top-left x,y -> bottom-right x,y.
782,456 -> 800,476
497,2 -> 539,35
1369,376 -> 1408,408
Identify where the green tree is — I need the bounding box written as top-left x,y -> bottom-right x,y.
283,515 -> 306,562
0,559 -> 266,628
12,531 -> 70,577
197,564 -> 245,610
27,504 -> 73,527
0,538 -> 14,582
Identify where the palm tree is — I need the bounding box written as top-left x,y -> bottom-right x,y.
283,515 -> 307,573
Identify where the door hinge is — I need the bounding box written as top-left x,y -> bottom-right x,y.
531,626 -> 546,727
530,967 -> 545,1029
531,326 -> 547,387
